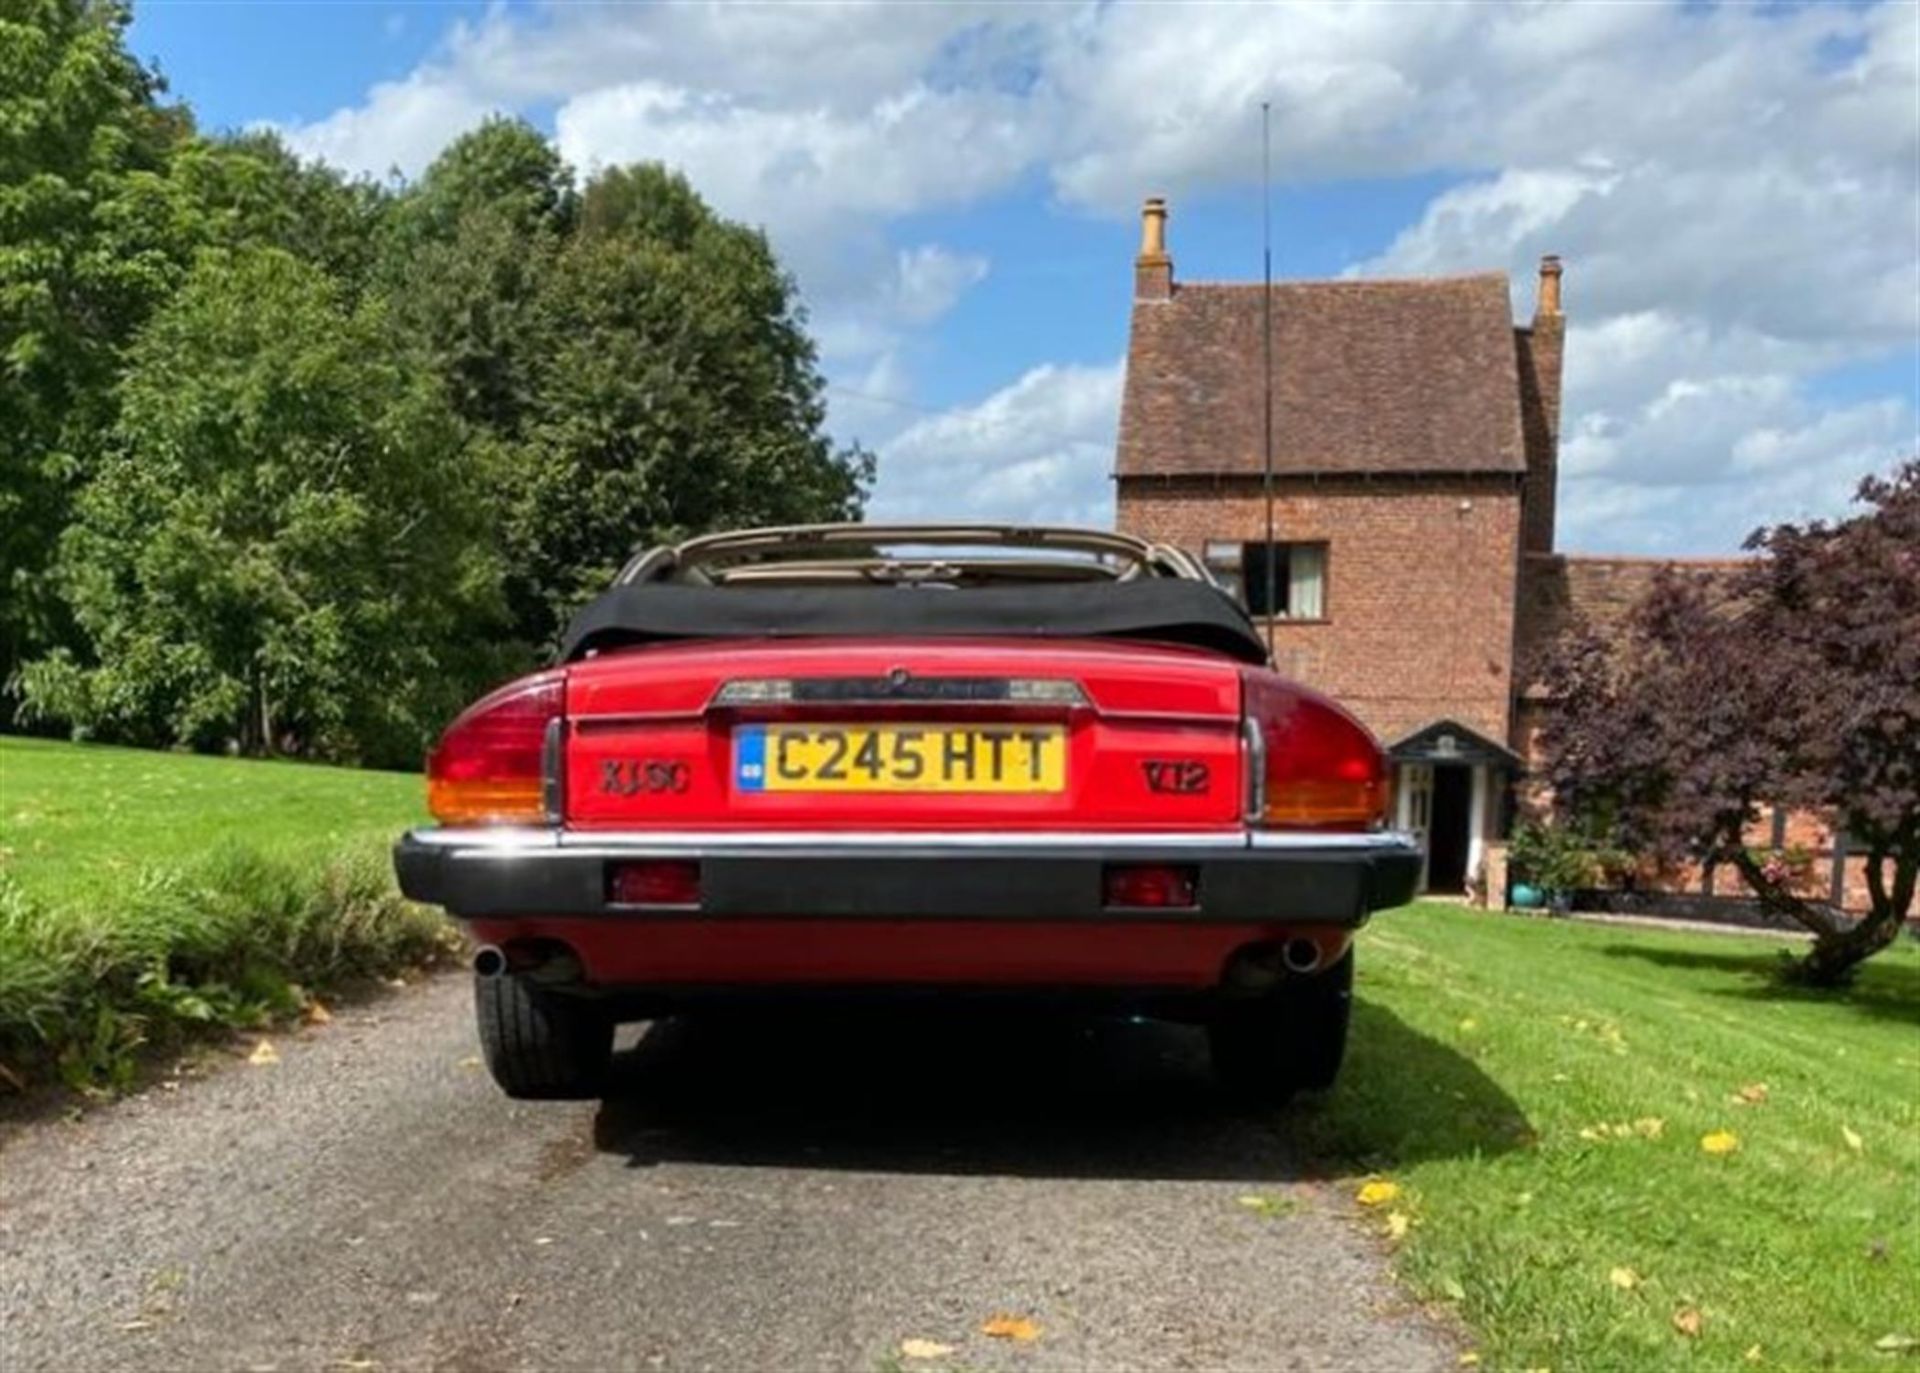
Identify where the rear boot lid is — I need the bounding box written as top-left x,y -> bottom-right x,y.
562,637 -> 1246,831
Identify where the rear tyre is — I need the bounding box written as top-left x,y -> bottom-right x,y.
1208,949 -> 1354,1104
475,973 -> 613,1100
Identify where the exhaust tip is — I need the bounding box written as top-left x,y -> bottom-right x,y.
472,945 -> 508,979
1281,937 -> 1322,974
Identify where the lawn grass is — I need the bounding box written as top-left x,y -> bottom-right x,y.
1324,903 -> 1920,1372
0,735 -> 437,1088
1,734 -> 422,907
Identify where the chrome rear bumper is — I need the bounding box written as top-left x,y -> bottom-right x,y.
394,827 -> 1423,926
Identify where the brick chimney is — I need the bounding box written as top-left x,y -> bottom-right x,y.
1516,254 -> 1565,554
1135,196 -> 1172,300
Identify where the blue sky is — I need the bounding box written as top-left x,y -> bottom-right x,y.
129,1 -> 1918,553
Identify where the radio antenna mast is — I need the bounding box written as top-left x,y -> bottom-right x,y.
1261,101 -> 1277,654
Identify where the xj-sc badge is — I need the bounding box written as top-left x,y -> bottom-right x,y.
1142,759 -> 1210,795
601,759 -> 689,795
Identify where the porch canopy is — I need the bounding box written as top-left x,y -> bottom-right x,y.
1385,718 -> 1521,768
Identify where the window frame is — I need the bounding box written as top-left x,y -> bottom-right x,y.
1206,539 -> 1331,624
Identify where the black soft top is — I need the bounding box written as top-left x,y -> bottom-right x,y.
558,581 -> 1269,666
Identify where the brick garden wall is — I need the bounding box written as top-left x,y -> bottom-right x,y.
1118,472 -> 1524,746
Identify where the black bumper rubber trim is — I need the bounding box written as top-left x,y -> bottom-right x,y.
394,832 -> 1421,926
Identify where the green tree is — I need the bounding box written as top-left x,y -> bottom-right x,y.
0,0 -> 187,681
380,124 -> 568,439
387,115 -> 574,247
19,246 -> 510,766
508,164 -> 871,644
382,150 -> 870,649
1545,463 -> 1920,984
165,130 -> 388,292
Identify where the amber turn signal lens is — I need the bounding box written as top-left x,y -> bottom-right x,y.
1263,776 -> 1390,828
428,776 -> 547,826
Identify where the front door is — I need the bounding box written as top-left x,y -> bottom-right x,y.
1426,764 -> 1472,893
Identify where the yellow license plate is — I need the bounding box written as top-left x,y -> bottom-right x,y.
734,724 -> 1066,793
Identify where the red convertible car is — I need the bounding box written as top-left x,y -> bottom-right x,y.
394,525 -> 1419,1102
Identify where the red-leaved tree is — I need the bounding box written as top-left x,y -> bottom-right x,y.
1544,461 -> 1918,985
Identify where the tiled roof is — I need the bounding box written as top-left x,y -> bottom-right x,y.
1116,274 -> 1529,478
1515,552 -> 1751,697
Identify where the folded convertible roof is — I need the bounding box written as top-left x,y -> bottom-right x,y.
563,524 -> 1267,665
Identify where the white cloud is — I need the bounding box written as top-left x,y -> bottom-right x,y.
271,0 -> 1918,541
868,362 -> 1124,527
553,82 -> 1031,229
1560,373 -> 1913,553
280,7 -> 1027,388
278,70 -> 496,183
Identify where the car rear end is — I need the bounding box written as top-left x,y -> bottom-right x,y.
394,526 -> 1420,1101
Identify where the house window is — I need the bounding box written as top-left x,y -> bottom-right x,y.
1203,541 -> 1328,619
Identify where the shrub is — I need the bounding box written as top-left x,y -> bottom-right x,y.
0,842 -> 449,1091
1508,821 -> 1603,902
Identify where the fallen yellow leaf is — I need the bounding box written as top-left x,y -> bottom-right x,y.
1356,1180 -> 1400,1207
899,1338 -> 956,1359
1744,1344 -> 1763,1363
246,1040 -> 279,1067
304,1000 -> 333,1026
981,1315 -> 1040,1342
1386,1211 -> 1411,1241
1608,1266 -> 1641,1290
1700,1130 -> 1740,1156
1842,1125 -> 1864,1153
1673,1306 -> 1704,1338
1458,1355 -> 1481,1368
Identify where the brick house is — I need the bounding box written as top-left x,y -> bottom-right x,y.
1112,197 -> 1864,903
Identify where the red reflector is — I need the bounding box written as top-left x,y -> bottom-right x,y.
1102,864 -> 1198,910
608,860 -> 701,907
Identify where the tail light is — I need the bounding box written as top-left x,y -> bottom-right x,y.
427,670 -> 564,825
1243,672 -> 1389,830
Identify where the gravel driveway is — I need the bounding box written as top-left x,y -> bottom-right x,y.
0,975 -> 1457,1372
